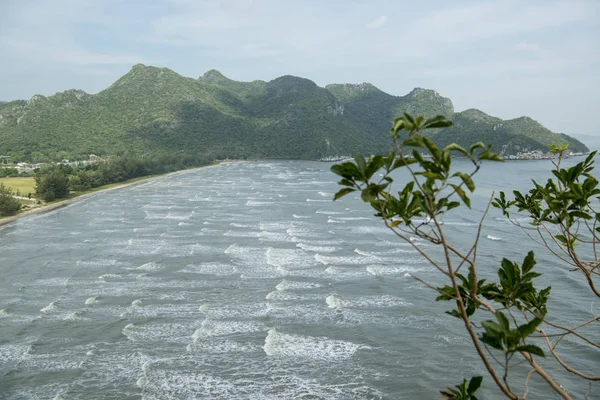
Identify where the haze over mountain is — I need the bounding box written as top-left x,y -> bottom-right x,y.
0,65 -> 588,162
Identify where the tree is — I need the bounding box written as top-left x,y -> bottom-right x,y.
0,183 -> 21,216
35,165 -> 70,202
332,114 -> 598,399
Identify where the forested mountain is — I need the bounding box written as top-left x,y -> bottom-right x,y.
0,64 -> 587,162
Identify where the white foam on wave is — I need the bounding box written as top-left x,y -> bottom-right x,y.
41,301 -> 58,313
191,243 -> 217,255
265,248 -> 322,274
306,198 -> 330,202
200,227 -> 221,234
191,319 -> 264,341
246,200 -> 275,206
315,254 -> 378,266
137,262 -> 163,271
0,308 -> 8,315
292,237 -> 343,245
63,311 -> 84,321
76,259 -> 120,268
260,221 -> 294,231
180,262 -> 237,276
366,265 -> 422,277
99,273 -> 121,281
350,226 -> 392,235
295,243 -> 337,253
84,297 -> 98,305
275,279 -> 322,291
230,222 -> 254,228
258,230 -> 292,243
265,290 -> 321,301
344,295 -> 412,309
293,214 -> 310,219
132,299 -> 143,307
327,218 -> 344,224
263,329 -> 365,361
326,294 -> 343,309
335,216 -> 371,221
317,191 -> 332,197
315,209 -> 347,215
198,303 -> 268,320
486,235 -> 502,241
223,230 -> 261,238
122,323 -> 137,341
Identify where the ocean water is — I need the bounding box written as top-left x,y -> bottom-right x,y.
0,160 -> 597,399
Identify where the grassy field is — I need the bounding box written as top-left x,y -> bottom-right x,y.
0,177 -> 36,197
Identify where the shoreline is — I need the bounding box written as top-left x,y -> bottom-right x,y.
0,161 -> 239,227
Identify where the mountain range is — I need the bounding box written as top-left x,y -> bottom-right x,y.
0,64 -> 588,162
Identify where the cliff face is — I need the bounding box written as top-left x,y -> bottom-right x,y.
0,65 -> 588,162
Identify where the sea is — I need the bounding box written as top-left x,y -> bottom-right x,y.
0,159 -> 597,399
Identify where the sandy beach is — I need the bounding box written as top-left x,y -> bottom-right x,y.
0,161 -> 238,227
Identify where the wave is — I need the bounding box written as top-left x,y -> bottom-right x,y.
275,279 -> 322,291
40,301 -> 58,313
292,214 -> 310,219
366,265 -> 422,277
246,200 -> 275,206
99,273 -> 121,281
230,222 -> 254,228
131,299 -> 143,307
180,262 -> 237,276
137,262 -> 163,271
326,294 -> 343,309
296,243 -> 337,253
63,311 -> 84,321
486,235 -> 502,241
84,297 -> 98,305
263,328 -> 365,361
315,253 -> 378,266
191,319 -> 264,341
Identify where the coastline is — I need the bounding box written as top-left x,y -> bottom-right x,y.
0,161 -> 238,227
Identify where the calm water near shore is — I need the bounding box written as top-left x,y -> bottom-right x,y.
0,159 -> 597,399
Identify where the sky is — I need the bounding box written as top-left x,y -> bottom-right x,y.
0,0 -> 599,135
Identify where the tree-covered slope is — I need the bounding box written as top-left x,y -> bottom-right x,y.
0,64 -> 588,162
429,109 -> 588,155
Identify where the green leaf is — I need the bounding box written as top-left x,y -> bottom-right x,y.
516,345 -> 546,357
454,172 -> 475,192
467,376 -> 483,395
403,136 -> 424,148
479,151 -> 504,162
521,251 -> 536,274
423,115 -> 453,129
333,188 -> 355,201
393,157 -> 417,169
423,137 -> 441,161
451,184 -> 471,208
391,118 -> 407,134
495,311 -> 510,332
470,142 -> 485,155
517,318 -> 542,338
443,143 -> 469,158
331,162 -> 359,179
354,154 -> 366,175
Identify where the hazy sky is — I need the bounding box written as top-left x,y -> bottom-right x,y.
1,0 -> 598,134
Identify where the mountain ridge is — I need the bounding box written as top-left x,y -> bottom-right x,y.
0,64 -> 588,162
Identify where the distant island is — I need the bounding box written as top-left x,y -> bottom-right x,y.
0,64 -> 588,162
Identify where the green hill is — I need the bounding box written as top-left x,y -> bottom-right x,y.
0,64 -> 588,162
